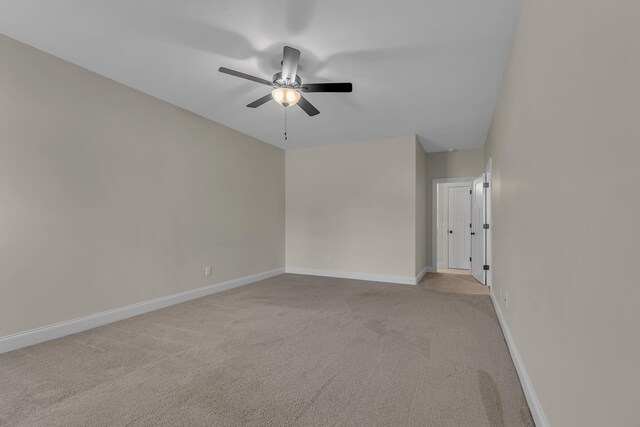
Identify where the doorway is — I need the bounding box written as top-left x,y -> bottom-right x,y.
432,172 -> 491,286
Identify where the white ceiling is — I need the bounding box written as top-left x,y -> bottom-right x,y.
0,0 -> 522,151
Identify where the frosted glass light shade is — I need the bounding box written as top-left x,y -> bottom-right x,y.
271,87 -> 301,107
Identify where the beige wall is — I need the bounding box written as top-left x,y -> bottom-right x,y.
286,136 -> 417,281
0,35 -> 285,337
415,140 -> 427,275
485,0 -> 640,425
424,149 -> 484,268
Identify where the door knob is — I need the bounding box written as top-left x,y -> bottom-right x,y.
471,232 -> 475,235
449,230 -> 453,234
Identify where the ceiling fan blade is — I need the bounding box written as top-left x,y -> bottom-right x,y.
297,95 -> 320,116
218,67 -> 273,86
247,94 -> 273,108
301,82 -> 353,93
281,46 -> 301,84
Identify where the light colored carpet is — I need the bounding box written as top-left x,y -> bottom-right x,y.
0,274 -> 533,426
421,272 -> 490,295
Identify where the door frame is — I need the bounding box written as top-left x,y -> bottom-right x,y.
484,158 -> 493,287
432,177 -> 476,272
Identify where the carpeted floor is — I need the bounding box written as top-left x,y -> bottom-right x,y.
421,272 -> 491,295
0,273 -> 533,426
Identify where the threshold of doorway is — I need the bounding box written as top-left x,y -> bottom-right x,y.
437,268 -> 471,275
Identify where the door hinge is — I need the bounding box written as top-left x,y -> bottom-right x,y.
483,265 -> 490,271
483,223 -> 490,229
469,223 -> 472,228
470,257 -> 472,262
483,182 -> 490,188
469,189 -> 472,194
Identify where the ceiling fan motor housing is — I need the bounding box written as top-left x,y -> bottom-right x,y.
273,72 -> 302,88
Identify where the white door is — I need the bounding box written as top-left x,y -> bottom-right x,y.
471,177 -> 485,283
447,185 -> 471,269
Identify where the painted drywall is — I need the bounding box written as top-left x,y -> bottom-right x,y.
415,140 -> 427,275
0,34 -> 285,338
0,1 -> 523,151
286,136 -> 416,280
425,149 -> 484,267
485,0 -> 640,425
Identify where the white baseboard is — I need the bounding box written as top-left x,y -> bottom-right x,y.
415,266 -> 432,284
490,290 -> 550,427
285,267 -> 431,285
0,268 -> 285,354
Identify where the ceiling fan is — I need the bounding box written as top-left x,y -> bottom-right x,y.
218,46 -> 352,117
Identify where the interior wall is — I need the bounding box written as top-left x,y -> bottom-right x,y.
286,136 -> 417,281
415,139 -> 427,276
0,34 -> 285,338
485,0 -> 640,425
425,149 -> 484,268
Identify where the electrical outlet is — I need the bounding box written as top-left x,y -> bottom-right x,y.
205,267 -> 212,277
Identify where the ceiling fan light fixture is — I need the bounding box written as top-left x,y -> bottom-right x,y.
272,87 -> 301,107
220,45 -> 351,117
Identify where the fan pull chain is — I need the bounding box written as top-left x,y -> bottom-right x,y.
284,107 -> 288,141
